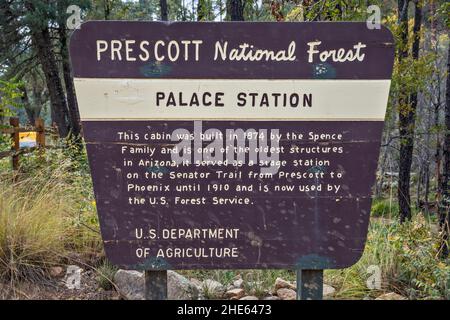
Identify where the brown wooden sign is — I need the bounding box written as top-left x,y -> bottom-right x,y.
70,21 -> 394,270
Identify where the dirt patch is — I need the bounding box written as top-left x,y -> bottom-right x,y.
0,269 -> 120,300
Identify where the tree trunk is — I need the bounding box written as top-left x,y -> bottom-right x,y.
1,4 -> 43,126
407,0 -> 422,205
439,43 -> 450,258
416,164 -> 422,208
430,0 -> 443,215
160,0 -> 168,21
29,27 -> 69,138
423,99 -> 432,211
181,0 -> 187,21
197,0 -> 205,21
435,93 -> 442,205
270,1 -> 284,21
376,146 -> 387,197
397,0 -> 412,222
20,85 -> 41,125
197,0 -> 211,21
59,24 -> 81,137
104,0 -> 111,20
426,0 -> 437,212
227,0 -> 245,21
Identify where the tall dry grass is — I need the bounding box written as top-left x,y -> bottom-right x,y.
0,149 -> 102,283
326,215 -> 449,299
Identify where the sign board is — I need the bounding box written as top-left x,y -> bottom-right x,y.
70,22 -> 394,270
19,131 -> 37,148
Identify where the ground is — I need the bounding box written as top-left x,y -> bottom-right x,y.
0,270 -> 119,300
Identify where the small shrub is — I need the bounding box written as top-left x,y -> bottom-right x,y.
96,260 -> 118,291
371,198 -> 399,218
326,215 -> 449,299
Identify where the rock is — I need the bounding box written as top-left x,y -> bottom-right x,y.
263,295 -> 280,300
190,278 -> 203,291
113,270 -> 199,300
323,284 -> 336,297
276,288 -> 296,300
168,270 -> 199,300
272,280 -> 335,298
50,266 -> 64,278
375,292 -> 407,300
225,288 -> 245,300
233,278 -> 244,288
274,277 -> 296,291
203,279 -> 223,291
114,270 -> 145,300
202,279 -> 225,298
239,295 -> 259,300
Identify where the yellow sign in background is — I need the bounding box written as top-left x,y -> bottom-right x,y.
19,131 -> 37,148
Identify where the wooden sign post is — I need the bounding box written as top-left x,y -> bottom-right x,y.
70,22 -> 394,300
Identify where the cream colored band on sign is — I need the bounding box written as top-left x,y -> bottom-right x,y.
74,78 -> 391,121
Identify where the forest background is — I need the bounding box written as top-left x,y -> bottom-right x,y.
0,0 -> 448,300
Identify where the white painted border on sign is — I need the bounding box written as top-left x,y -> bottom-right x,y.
74,78 -> 390,121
